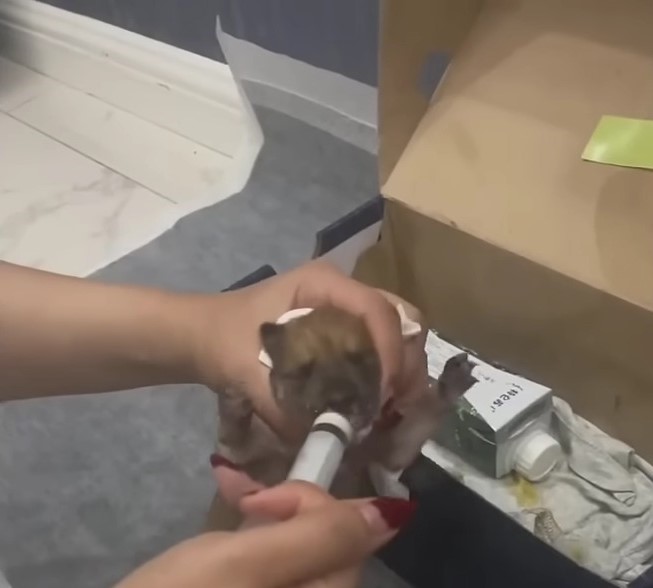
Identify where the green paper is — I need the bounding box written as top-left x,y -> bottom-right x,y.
582,115 -> 653,170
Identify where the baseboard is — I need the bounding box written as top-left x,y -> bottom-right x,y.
0,0 -> 247,157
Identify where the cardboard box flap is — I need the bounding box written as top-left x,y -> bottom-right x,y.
382,0 -> 653,312
378,0 -> 482,186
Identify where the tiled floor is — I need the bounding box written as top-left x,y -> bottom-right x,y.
0,57 -> 236,276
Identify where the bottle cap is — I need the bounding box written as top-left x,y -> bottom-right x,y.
514,430 -> 562,482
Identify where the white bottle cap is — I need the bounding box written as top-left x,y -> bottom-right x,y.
514,430 -> 562,482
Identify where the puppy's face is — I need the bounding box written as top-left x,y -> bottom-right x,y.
260,307 -> 382,432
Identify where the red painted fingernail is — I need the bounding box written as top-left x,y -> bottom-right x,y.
371,497 -> 418,530
209,453 -> 242,470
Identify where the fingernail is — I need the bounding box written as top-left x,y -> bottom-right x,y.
360,497 -> 417,534
373,497 -> 418,530
209,453 -> 242,470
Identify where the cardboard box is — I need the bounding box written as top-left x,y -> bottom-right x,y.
360,2 -> 653,585
355,0 -> 653,462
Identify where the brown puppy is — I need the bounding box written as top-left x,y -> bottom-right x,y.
208,307 -> 382,530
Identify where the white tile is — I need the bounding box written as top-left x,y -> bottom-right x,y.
11,84 -> 233,206
0,3 -> 244,157
0,57 -> 56,112
0,113 -> 177,276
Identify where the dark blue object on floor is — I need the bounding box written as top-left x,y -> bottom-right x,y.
223,264 -> 277,291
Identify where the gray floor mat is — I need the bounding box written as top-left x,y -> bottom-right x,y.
0,106 -> 407,587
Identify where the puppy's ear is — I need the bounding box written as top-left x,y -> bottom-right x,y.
259,322 -> 287,365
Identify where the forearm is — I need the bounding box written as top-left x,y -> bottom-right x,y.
0,262 -> 204,401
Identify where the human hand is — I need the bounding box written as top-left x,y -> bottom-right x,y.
192,260 -> 428,442
116,480 -> 416,588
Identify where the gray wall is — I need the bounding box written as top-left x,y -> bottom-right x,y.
217,0 -> 379,86
39,0 -> 380,86
40,0 -> 227,61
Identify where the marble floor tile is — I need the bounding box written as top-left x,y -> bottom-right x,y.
10,83 -> 232,206
0,58 -> 253,275
0,112 -> 177,276
0,57 -> 56,112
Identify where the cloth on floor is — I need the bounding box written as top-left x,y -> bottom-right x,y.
419,397 -> 653,586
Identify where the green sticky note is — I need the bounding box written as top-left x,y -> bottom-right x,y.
583,115 -> 653,170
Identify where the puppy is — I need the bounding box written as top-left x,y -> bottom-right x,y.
208,306 -> 381,530
207,309 -> 477,531
362,351 -> 477,472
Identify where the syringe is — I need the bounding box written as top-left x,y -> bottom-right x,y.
285,412 -> 354,487
238,411 -> 354,530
